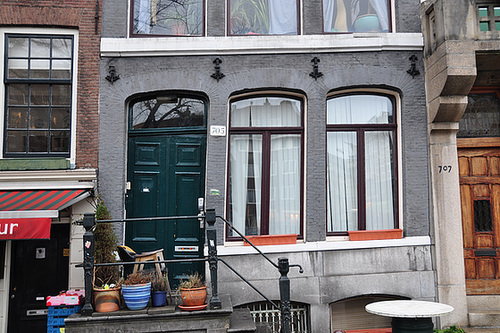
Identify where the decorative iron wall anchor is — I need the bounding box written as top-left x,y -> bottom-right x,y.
105,65 -> 120,84
407,55 -> 420,78
310,57 -> 323,80
211,58 -> 225,82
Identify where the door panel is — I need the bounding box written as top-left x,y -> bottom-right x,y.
459,146 -> 500,294
127,134 -> 206,287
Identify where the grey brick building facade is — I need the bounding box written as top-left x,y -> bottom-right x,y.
99,0 -> 434,331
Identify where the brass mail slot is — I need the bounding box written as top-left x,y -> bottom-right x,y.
175,246 -> 199,252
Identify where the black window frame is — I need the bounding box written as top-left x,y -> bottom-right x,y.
226,92 -> 305,240
3,34 -> 74,158
326,92 -> 399,236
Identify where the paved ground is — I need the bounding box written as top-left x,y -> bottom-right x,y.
464,328 -> 500,333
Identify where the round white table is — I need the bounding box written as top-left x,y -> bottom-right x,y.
365,300 -> 454,333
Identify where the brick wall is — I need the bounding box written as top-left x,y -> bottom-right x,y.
0,1 -> 101,168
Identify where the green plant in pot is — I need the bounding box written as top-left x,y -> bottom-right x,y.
178,272 -> 207,310
92,198 -> 122,313
151,273 -> 170,307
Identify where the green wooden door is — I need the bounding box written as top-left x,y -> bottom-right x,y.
126,134 -> 206,286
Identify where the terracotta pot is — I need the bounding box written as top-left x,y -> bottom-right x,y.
180,286 -> 207,306
348,229 -> 403,241
93,287 -> 121,313
244,234 -> 297,246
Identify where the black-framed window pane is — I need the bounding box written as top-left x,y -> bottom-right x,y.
31,59 -> 50,79
323,0 -> 390,33
231,97 -> 301,127
51,131 -> 70,152
229,0 -> 298,35
6,131 -> 26,152
52,38 -> 72,57
229,134 -> 263,237
31,38 -> 51,57
364,131 -> 395,230
31,85 -> 50,105
7,59 -> 28,79
8,108 -> 28,128
51,108 -> 71,129
132,0 -> 204,36
52,85 -> 71,105
269,134 -> 301,235
131,95 -> 205,129
29,131 -> 48,152
52,60 -> 71,79
327,94 -> 393,124
8,84 -> 29,105
30,108 -> 50,129
8,37 -> 28,57
327,131 -> 358,232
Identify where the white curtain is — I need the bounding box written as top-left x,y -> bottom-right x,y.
269,134 -> 301,235
136,0 -> 151,34
351,0 -> 389,31
327,95 -> 394,231
327,132 -> 358,232
269,0 -> 298,34
230,135 -> 250,235
323,0 -> 336,32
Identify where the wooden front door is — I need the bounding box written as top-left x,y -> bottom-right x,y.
126,134 -> 206,287
459,138 -> 500,294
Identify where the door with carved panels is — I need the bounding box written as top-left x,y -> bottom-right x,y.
459,139 -> 500,294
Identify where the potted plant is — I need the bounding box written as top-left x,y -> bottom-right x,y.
122,272 -> 152,310
92,199 -> 122,313
178,272 -> 207,310
151,273 -> 169,307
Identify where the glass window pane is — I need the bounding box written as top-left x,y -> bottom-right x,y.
8,85 -> 29,105
478,7 -> 488,17
52,85 -> 72,105
31,38 -> 51,58
51,131 -> 70,153
51,108 -> 70,129
29,131 -> 48,152
30,59 -> 50,78
269,134 -> 301,235
133,0 -> 203,36
30,85 -> 50,105
51,60 -> 71,79
7,108 -> 28,129
229,134 -> 263,236
231,97 -> 301,127
480,21 -> 490,31
30,108 -> 50,129
495,7 -> 500,16
327,131 -> 358,232
230,0 -> 298,35
52,38 -> 72,58
323,0 -> 389,33
8,59 -> 28,79
364,131 -> 395,230
8,37 -> 28,57
327,95 -> 393,124
131,96 -> 205,129
496,21 -> 500,31
6,131 -> 26,153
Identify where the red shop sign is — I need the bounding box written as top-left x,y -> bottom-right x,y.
0,218 -> 51,240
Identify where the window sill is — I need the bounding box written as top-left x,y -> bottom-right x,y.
210,236 -> 430,257
348,229 -> 403,241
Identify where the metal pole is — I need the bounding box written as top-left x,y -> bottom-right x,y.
206,208 -> 222,309
278,258 -> 291,333
81,213 -> 95,316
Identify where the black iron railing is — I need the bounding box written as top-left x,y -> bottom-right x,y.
80,202 -> 303,333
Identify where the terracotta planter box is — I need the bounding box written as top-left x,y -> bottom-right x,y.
244,234 -> 297,246
348,229 -> 403,241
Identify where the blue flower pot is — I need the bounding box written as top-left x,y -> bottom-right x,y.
122,282 -> 151,310
152,291 -> 167,307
